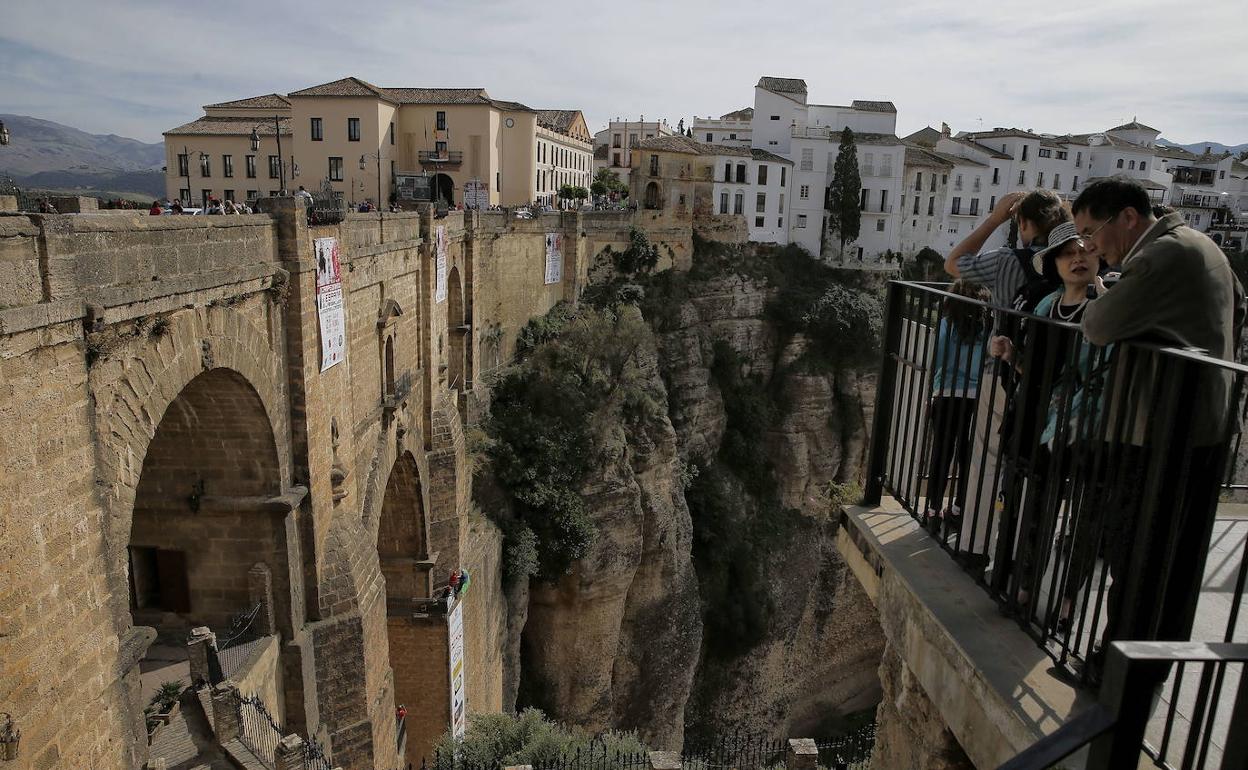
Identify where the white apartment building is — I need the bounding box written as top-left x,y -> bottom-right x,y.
692,108 -> 753,147
592,118 -> 675,188
534,110 -> 593,206
709,146 -> 793,244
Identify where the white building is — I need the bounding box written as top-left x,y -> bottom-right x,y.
692,108 -> 753,147
709,146 -> 793,244
534,110 -> 593,207
592,117 -> 675,188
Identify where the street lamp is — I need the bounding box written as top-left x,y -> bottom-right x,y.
250,115 -> 287,195
179,146 -> 210,206
361,152 -> 387,239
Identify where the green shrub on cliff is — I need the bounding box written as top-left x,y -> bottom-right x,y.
433,708 -> 648,770
486,302 -> 663,581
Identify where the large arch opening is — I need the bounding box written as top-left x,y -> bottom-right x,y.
447,266 -> 466,395
434,173 -> 455,206
376,453 -> 440,765
644,181 -> 661,210
128,368 -> 288,704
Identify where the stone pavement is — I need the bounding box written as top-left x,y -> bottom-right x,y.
148,690 -> 234,770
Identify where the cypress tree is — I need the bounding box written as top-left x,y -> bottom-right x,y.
826,127 -> 862,259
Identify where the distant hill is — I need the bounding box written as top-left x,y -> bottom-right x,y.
0,114 -> 166,199
1158,139 -> 1248,157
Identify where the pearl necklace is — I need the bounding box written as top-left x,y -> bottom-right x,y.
1052,298 -> 1088,321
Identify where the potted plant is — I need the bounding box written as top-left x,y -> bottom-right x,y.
150,681 -> 184,725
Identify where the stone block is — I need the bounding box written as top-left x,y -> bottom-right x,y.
785,739 -> 818,770
186,626 -> 218,686
648,752 -> 681,770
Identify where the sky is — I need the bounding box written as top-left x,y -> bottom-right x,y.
2,0 -> 1246,147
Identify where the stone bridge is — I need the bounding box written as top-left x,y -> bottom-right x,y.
0,202 -> 691,770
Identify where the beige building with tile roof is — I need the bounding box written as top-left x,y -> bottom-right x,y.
164,76 -> 589,208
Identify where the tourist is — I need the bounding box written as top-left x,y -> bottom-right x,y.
149,201 -> 163,216
941,190 -> 1067,573
171,200 -> 184,215
1075,177 -> 1245,679
923,280 -> 990,535
295,185 -> 314,206
989,221 -> 1107,627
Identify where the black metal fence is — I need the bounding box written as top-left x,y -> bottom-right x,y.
865,281 -> 1248,687
234,689 -> 333,770
212,603 -> 264,683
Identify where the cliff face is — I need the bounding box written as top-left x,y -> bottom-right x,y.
504,248 -> 886,747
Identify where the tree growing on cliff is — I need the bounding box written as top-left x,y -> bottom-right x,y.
825,127 -> 862,260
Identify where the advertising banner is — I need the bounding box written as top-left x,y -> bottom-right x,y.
544,232 -> 563,285
314,237 -> 346,371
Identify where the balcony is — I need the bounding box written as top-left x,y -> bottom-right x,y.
418,150 -> 463,168
850,281 -> 1248,769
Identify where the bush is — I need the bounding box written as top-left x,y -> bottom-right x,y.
433,708 -> 648,770
801,283 -> 884,366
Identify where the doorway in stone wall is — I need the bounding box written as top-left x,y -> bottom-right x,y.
434,174 -> 455,206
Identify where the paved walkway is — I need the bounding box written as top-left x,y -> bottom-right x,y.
148,690 -> 234,770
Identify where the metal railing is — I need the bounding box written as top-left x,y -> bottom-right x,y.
864,281 -> 1248,688
999,641 -> 1248,770
419,151 -> 464,165
238,692 -> 283,768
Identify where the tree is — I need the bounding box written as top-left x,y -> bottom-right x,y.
825,127 -> 862,260
558,184 -> 576,203
593,168 -> 627,199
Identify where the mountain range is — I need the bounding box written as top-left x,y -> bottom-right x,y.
1,114 -> 166,198
1158,139 -> 1248,156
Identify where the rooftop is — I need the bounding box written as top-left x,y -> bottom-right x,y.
757,76 -> 808,94
535,110 -> 583,135
203,94 -> 291,111
720,107 -> 754,121
164,115 -> 292,137
1108,119 -> 1160,133
286,77 -> 535,110
945,136 -> 1013,160
903,145 -> 954,170
903,126 -> 942,148
288,76 -> 390,100
850,99 -> 897,113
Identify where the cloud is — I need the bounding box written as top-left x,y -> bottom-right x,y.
0,0 -> 1245,144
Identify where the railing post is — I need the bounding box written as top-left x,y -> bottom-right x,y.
864,280 -> 907,505
274,734 -> 306,770
187,626 -> 219,686
211,683 -> 242,742
248,562 -> 276,636
785,739 -> 818,770
1086,643 -> 1168,769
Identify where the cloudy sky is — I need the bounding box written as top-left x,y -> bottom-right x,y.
2,0 -> 1246,146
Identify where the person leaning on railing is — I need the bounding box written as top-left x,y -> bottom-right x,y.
1074,177 -> 1246,681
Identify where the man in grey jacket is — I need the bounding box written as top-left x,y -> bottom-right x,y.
1075,177 -> 1245,678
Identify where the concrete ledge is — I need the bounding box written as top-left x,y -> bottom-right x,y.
837,498 -> 1093,769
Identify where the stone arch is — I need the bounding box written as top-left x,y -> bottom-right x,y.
127,368 -> 287,631
377,452 -> 432,600
434,173 -> 454,206
447,266 -> 466,394
644,181 -> 661,210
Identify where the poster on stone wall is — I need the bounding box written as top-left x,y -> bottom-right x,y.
314,237 -> 346,371
448,597 -> 466,741
463,178 -> 489,210
544,232 -> 562,285
435,226 -> 448,304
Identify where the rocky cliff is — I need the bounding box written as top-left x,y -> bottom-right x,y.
496,242 -> 887,747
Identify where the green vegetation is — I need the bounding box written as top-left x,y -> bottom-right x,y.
433,708 -> 648,770
591,168 -> 628,199
558,184 -> 590,205
826,128 -> 863,258
485,302 -> 663,581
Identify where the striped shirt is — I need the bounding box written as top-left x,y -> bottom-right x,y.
956,246 -> 1028,309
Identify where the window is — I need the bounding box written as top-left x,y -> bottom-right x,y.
755,216 -> 765,227
706,133 -> 713,142
1038,148 -> 1052,158
311,117 -> 323,141
780,167 -> 786,187
757,165 -> 768,185
179,187 -> 190,202
222,155 -> 234,178
779,193 -> 784,212
729,133 -> 736,140
436,140 -> 448,157
612,152 -> 621,167
245,155 -> 256,178
912,196 -> 920,215
992,167 -> 1000,185
927,197 -> 935,215
1220,169 -> 1226,179
864,152 -> 874,175
1073,175 -> 1079,191
1018,170 -> 1026,185
756,192 -> 766,213
879,189 -> 887,212
797,214 -> 807,228
1140,162 -> 1146,171
389,122 -> 395,145
882,155 -> 893,177
612,133 -> 621,148
876,219 -> 885,232
201,189 -> 212,206
649,155 -> 659,176
942,174 -> 948,185
224,189 -> 235,202
246,189 -> 258,201
930,175 -> 936,192
348,117 -> 360,141
1037,171 -> 1045,187
955,173 -> 963,188
720,191 -> 729,214
969,198 -> 979,216
734,192 -> 744,214
915,172 -> 922,191
724,162 -> 732,182
857,247 -> 864,260
951,196 -> 962,215
1053,173 -> 1060,189
800,184 -> 810,199
770,115 -> 780,120
1076,151 -> 1083,167
436,111 -> 447,131
177,153 -> 189,176
1193,213 -> 1201,227
496,171 -> 500,192
736,164 -> 746,183
859,188 -> 869,210
989,196 -> 996,211
800,148 -> 813,171
1117,158 -> 1124,168
1129,160 -> 1136,170
269,155 -> 280,179
1021,145 -> 1030,161
328,157 -> 343,181
629,133 -> 638,147
200,155 -> 211,177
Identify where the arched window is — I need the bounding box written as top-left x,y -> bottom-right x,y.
733,191 -> 744,215
644,181 -> 661,210
720,191 -> 729,214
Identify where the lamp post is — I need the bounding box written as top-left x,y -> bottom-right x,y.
361,151 -> 386,240
180,146 -> 210,206
250,115 -> 287,195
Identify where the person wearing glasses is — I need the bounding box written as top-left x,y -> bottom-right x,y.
1074,177 -> 1245,681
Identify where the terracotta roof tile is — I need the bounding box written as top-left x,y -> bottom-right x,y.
288,76 -> 389,99
851,100 -> 897,113
164,116 -> 291,137
204,93 -> 291,110
757,76 -> 807,94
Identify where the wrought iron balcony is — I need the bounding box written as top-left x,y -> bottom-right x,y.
418,151 -> 463,168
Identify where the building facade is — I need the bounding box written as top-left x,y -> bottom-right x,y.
592,118 -> 676,189
692,108 -> 753,148
534,110 -> 594,207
